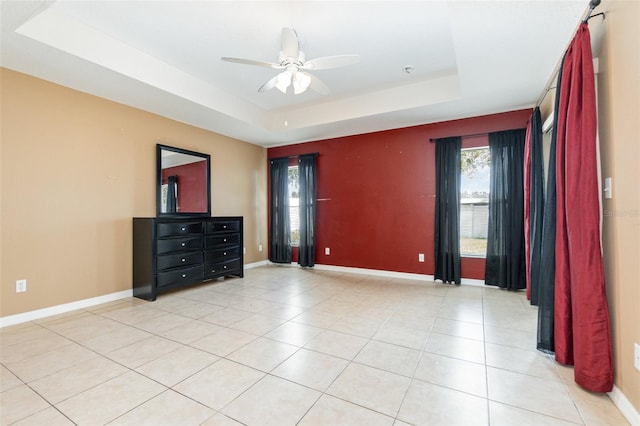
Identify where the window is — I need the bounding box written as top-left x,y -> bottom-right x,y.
460,147 -> 490,256
288,166 -> 300,246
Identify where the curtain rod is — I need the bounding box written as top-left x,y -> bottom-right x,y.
269,152 -> 319,160
536,85 -> 558,108
582,0 -> 602,23
429,132 -> 487,143
535,0 -> 604,107
585,12 -> 605,23
429,127 -> 527,143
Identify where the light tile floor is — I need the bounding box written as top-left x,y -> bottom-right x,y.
0,266 -> 629,425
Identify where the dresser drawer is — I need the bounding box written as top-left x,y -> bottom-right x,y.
157,221 -> 202,238
205,220 -> 241,234
157,251 -> 203,271
157,265 -> 204,288
205,247 -> 240,264
205,233 -> 240,248
205,259 -> 241,278
157,236 -> 202,254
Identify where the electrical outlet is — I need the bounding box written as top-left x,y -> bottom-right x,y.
634,343 -> 640,372
325,247 -> 330,255
258,244 -> 263,252
16,279 -> 27,293
418,253 -> 425,262
243,247 -> 246,254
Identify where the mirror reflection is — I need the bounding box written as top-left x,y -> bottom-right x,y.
157,145 -> 210,216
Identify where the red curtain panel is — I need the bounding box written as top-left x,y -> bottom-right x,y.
553,23 -> 613,392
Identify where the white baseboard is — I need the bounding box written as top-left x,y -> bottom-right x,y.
245,260 -> 269,269
0,290 -> 132,328
0,260 -> 265,328
0,260 -> 272,328
460,277 -> 487,287
0,264 -> 497,328
290,262 -> 494,288
609,385 -> 640,426
310,263 -> 435,281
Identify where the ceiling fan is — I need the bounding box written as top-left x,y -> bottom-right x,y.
221,28 -> 360,95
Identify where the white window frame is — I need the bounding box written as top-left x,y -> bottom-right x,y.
460,146 -> 490,258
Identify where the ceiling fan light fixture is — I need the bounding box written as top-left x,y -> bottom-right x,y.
275,71 -> 292,93
293,72 -> 311,94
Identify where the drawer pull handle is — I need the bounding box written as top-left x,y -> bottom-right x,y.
223,238 -> 227,242
181,258 -> 186,262
223,225 -> 227,229
223,266 -> 227,269
182,274 -> 186,278
223,252 -> 227,256
181,242 -> 186,247
211,270 -> 216,273
181,227 -> 186,231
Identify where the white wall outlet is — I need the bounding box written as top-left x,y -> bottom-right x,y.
258,244 -> 263,252
634,342 -> 640,372
325,247 -> 330,255
243,247 -> 246,254
418,253 -> 425,262
16,279 -> 27,293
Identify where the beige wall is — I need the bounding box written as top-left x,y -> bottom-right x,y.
594,0 -> 640,412
0,68 -> 268,317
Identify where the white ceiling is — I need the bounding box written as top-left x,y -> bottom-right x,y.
0,1 -> 589,147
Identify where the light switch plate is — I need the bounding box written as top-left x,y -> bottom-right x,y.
604,177 -> 612,199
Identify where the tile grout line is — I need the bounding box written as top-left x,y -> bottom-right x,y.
482,284 -> 492,426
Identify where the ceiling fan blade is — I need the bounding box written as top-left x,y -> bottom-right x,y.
281,27 -> 299,60
308,73 -> 330,95
302,54 -> 361,70
258,74 -> 279,93
221,57 -> 283,69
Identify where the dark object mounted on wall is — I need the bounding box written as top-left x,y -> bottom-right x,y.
157,144 -> 211,217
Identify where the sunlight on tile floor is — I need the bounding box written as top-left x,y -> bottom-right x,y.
0,265 -> 629,425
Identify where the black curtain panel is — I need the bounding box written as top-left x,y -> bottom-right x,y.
485,129 -> 526,290
167,175 -> 178,213
269,157 -> 292,264
434,137 -> 461,284
537,63 -> 564,354
529,107 -> 545,305
298,154 -> 317,267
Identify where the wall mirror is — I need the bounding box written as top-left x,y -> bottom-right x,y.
157,144 -> 211,217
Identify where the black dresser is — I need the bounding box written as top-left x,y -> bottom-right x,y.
133,216 -> 243,301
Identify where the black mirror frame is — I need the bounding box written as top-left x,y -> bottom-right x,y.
157,144 -> 211,217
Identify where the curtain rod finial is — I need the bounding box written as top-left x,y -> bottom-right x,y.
583,0 -> 602,23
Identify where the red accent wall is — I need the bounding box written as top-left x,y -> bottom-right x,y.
268,109 -> 531,279
162,161 -> 207,213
